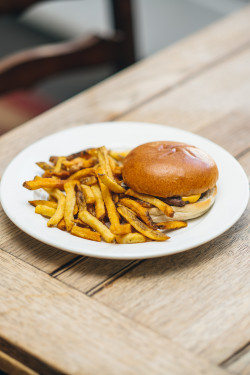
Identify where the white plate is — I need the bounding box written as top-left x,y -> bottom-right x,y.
1,122 -> 249,259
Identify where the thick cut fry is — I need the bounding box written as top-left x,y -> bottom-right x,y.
57,219 -> 67,231
36,162 -> 53,171
91,184 -> 105,220
115,233 -> 146,244
119,198 -> 156,228
125,189 -> 174,217
97,170 -> 125,193
78,210 -> 114,243
117,205 -> 169,241
109,150 -> 129,161
99,180 -> 130,235
23,178 -> 75,191
71,225 -> 101,242
35,205 -> 56,217
98,146 -> 113,178
47,189 -> 66,227
29,200 -> 57,209
81,184 -> 95,204
54,156 -> 66,173
64,181 -> 77,231
80,176 -> 98,186
68,167 -> 96,180
156,221 -> 187,230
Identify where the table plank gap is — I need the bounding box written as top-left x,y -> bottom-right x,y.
0,350 -> 38,375
86,260 -> 144,296
50,255 -> 84,277
220,342 -> 250,368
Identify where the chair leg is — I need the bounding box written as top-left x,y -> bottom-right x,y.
110,0 -> 136,70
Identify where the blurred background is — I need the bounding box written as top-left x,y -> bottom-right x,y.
0,0 -> 249,134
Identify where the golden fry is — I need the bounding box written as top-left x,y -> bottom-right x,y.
97,170 -> 125,193
80,176 -> 98,186
29,200 -> 57,209
156,221 -> 187,230
109,150 -> 129,161
119,198 -> 156,228
71,225 -> 101,242
68,167 -> 96,180
47,189 -> 66,227
125,189 -> 174,217
35,205 -> 56,217
116,233 -> 146,244
57,219 -> 67,231
99,180 -> 130,235
91,184 -> 106,220
98,146 -> 113,178
64,181 -> 78,231
81,184 -> 95,204
23,178 -> 74,191
117,205 -> 169,241
63,157 -> 97,172
54,156 -> 66,173
78,210 -> 115,243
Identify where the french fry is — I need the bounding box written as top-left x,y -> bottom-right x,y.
81,184 -> 95,204
119,198 -> 156,228
54,156 -> 66,173
78,210 -> 115,243
47,189 -> 66,227
98,146 -> 113,178
29,200 -> 57,209
125,189 -> 174,217
109,150 -> 129,161
35,205 -> 56,217
36,162 -> 53,171
117,205 -> 169,241
71,225 -> 101,242
99,180 -> 130,235
97,170 -> 125,193
91,184 -> 106,220
68,167 -> 96,180
57,219 -> 67,231
115,233 -> 146,244
64,181 -> 78,231
63,157 -> 97,172
80,176 -> 98,186
23,178 -> 75,191
156,221 -> 187,230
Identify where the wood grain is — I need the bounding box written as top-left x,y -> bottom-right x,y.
1,6 -> 250,175
0,350 -> 38,375
0,204 -> 77,274
93,202 -> 249,364
0,251 -> 229,375
120,48 -> 250,138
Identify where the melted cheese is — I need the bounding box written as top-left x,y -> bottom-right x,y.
182,194 -> 201,203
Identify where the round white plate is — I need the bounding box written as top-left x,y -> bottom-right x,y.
1,122 -> 249,259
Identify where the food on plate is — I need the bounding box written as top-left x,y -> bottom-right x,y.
23,141 -> 217,244
122,141 -> 218,222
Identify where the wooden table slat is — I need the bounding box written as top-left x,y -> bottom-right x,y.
0,251 -> 229,375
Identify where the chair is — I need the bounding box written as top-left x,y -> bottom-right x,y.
0,0 -> 135,95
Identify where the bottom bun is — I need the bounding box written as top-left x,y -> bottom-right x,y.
149,187 -> 217,222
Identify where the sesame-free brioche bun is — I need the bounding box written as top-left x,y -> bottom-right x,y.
122,141 -> 218,198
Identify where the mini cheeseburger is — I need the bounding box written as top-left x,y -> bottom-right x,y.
122,141 -> 218,222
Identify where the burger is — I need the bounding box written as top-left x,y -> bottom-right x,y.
122,141 -> 218,222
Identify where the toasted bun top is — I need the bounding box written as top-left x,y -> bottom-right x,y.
122,141 -> 219,197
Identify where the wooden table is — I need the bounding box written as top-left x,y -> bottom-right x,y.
0,6 -> 249,375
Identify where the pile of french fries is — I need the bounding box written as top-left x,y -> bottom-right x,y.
23,146 -> 187,244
